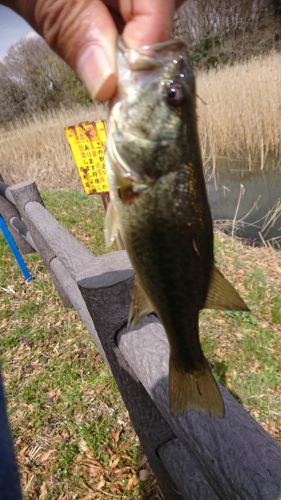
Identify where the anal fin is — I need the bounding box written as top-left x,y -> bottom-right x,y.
204,266 -> 249,311
128,277 -> 156,328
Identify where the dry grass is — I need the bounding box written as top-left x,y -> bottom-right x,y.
0,52 -> 280,191
197,51 -> 281,170
201,231 -> 281,441
0,192 -> 280,497
0,103 -> 108,191
0,193 -> 162,499
201,232 -> 281,441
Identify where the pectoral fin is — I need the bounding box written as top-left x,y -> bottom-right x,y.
104,201 -> 119,247
204,267 -> 249,311
104,201 -> 125,250
128,277 -> 156,328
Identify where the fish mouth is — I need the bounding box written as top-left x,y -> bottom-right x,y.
113,129 -> 171,147
107,103 -> 176,187
107,121 -> 174,186
106,131 -> 155,187
118,37 -> 186,71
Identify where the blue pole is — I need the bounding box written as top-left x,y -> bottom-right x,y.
0,214 -> 32,282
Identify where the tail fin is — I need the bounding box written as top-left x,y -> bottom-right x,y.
169,356 -> 225,418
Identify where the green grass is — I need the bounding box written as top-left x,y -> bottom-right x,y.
0,192 -> 280,498
41,191 -> 107,255
0,192 -> 160,499
200,235 -> 281,435
271,295 -> 281,324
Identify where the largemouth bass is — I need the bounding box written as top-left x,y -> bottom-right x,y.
105,38 -> 248,417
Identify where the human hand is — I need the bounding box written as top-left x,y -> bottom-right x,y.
2,0 -> 183,100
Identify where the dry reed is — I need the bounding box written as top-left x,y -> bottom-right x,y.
0,103 -> 108,191
197,51 -> 281,170
0,52 -> 280,191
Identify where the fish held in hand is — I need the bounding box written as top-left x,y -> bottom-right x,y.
105,38 -> 248,417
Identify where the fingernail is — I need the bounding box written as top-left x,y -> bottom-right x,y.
76,45 -> 116,100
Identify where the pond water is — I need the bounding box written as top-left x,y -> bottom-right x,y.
205,158 -> 281,249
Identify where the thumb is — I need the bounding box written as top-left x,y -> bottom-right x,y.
70,1 -> 118,99
11,0 -> 119,100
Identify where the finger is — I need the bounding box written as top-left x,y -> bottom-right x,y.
8,0 -> 119,100
119,0 -> 177,48
36,0 -> 119,99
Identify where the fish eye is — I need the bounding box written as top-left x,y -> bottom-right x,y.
164,81 -> 184,107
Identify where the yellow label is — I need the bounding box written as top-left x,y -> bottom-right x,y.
64,121 -> 109,194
